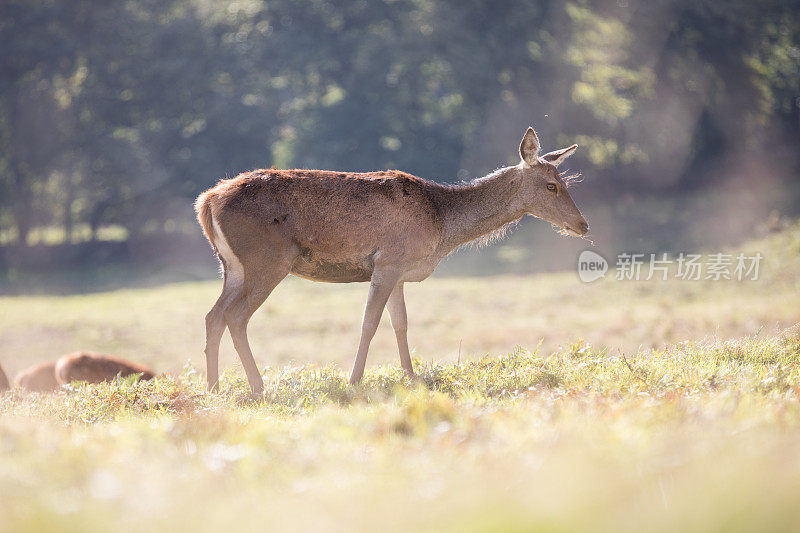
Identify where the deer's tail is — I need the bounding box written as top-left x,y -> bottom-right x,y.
194,190 -> 218,254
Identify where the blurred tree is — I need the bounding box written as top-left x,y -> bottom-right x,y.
0,1 -> 80,244
0,0 -> 797,252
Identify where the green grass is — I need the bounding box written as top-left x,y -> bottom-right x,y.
1,223 -> 800,531
2,336 -> 800,532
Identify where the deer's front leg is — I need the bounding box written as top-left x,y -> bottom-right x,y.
349,270 -> 401,384
386,282 -> 416,378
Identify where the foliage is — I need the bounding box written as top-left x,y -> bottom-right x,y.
0,0 -> 798,248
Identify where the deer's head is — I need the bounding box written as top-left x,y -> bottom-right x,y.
516,127 -> 589,237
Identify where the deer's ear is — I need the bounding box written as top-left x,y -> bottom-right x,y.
519,127 -> 541,166
541,144 -> 578,167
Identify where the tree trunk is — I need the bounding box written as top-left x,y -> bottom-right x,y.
63,172 -> 75,243
11,162 -> 32,247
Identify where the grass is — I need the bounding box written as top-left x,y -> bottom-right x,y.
2,336 -> 800,531
0,222 -> 799,531
1,222 -> 799,378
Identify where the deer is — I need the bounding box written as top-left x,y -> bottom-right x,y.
0,363 -> 9,392
54,351 -> 156,384
13,361 -> 60,392
195,126 -> 589,395
11,352 -> 156,392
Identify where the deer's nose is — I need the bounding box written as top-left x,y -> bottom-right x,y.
579,221 -> 590,235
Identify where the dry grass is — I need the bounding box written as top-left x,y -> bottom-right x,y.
1,334 -> 800,532
0,222 -> 799,532
1,222 -> 798,379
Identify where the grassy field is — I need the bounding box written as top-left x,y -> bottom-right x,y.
0,223 -> 799,531
2,222 -> 799,379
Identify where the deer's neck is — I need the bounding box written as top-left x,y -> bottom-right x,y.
436,166 -> 526,254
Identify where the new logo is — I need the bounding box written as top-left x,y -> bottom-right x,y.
578,250 -> 608,283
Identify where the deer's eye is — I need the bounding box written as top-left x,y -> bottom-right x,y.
546,183 -> 558,192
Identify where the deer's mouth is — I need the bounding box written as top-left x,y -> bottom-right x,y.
559,221 -> 590,237
559,224 -> 581,237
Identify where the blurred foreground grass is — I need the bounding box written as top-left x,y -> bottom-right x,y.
0,223 -> 799,531
2,334 -> 800,532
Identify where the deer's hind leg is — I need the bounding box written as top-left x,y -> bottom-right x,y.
222,245 -> 298,396
204,215 -> 249,391
204,259 -> 243,391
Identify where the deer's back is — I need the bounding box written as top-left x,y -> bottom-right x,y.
207,169 -> 445,280
56,352 -> 156,384
14,361 -> 59,392
0,363 -> 9,391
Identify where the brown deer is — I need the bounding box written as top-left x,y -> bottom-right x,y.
196,126 -> 589,394
55,352 -> 156,384
12,352 -> 156,392
14,361 -> 60,392
0,363 -> 9,391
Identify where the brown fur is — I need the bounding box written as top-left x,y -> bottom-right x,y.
55,352 -> 156,384
12,353 -> 155,392
14,361 -> 60,392
196,190 -> 217,254
196,127 -> 589,393
0,363 -> 9,392
200,169 -> 444,283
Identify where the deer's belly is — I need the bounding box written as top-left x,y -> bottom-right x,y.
290,255 -> 373,283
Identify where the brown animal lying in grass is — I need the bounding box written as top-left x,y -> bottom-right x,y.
13,361 -> 60,392
12,352 -> 156,392
0,362 -> 9,391
56,352 -> 155,385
